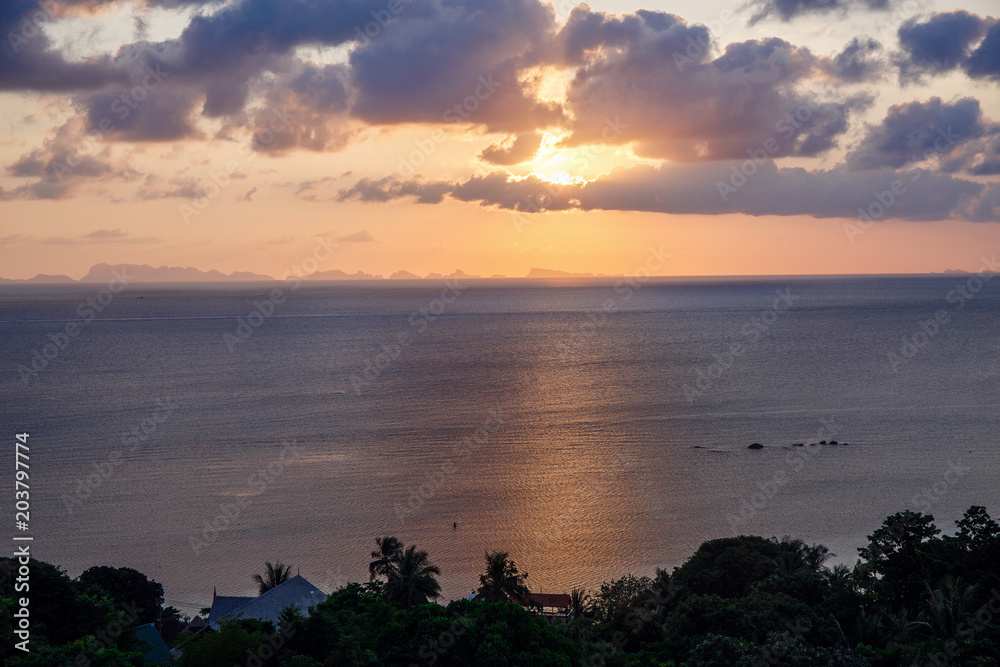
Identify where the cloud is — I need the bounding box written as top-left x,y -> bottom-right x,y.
1,117 -> 126,200
846,97 -> 992,172
240,187 -> 258,201
347,0 -> 563,132
293,177 -> 335,202
826,37 -> 884,81
745,0 -> 896,25
479,131 -> 543,165
552,9 -> 870,161
337,231 -> 376,243
239,61 -> 353,154
966,21 -> 1000,79
0,0 -> 126,92
896,11 -> 993,83
135,174 -> 210,200
338,176 -> 451,204
340,161 -> 995,221
39,229 -> 158,244
86,228 -> 128,238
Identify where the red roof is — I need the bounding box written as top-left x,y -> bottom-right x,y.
528,593 -> 571,608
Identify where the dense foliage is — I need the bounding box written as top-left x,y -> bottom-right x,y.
3,506 -> 999,666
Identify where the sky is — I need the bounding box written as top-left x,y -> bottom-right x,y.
0,0 -> 998,279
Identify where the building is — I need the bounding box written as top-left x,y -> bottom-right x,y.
207,575 -> 327,630
527,593 -> 571,621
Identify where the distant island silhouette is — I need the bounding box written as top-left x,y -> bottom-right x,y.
0,264 -> 628,283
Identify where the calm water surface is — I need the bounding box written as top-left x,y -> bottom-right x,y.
1,276 -> 997,613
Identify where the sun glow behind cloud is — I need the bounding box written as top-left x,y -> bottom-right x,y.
518,132 -> 656,184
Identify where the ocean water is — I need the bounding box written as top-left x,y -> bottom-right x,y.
1,276 -> 998,613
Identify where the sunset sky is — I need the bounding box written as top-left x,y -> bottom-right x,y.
1,0 -> 998,279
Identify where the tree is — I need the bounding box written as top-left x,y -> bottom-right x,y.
253,560 -> 293,594
772,536 -> 833,576
670,536 -> 780,599
477,551 -> 532,604
955,505 -> 1000,550
177,620 -> 274,667
857,510 -> 940,608
78,565 -> 164,624
591,574 -> 651,622
369,536 -> 403,581
569,587 -> 591,619
161,605 -> 189,624
383,545 -> 441,608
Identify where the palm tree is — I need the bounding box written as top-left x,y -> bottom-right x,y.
253,561 -> 293,594
920,577 -> 980,638
382,545 -> 442,608
569,587 -> 591,619
477,551 -> 533,604
772,536 -> 833,575
369,536 -> 403,581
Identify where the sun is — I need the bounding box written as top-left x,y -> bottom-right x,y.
525,133 -> 593,185
519,131 -> 653,185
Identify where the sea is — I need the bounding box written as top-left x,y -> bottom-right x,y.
1,275 -> 997,614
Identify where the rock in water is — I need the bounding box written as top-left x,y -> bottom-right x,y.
748,443 -> 764,450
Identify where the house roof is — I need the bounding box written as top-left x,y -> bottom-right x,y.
528,593 -> 571,608
207,575 -> 327,630
136,623 -> 171,663
181,615 -> 207,634
208,595 -> 254,624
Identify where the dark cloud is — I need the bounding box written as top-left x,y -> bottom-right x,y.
746,0 -> 895,25
2,118 -> 123,199
846,97 -> 993,173
338,176 -> 452,204
896,11 -> 991,83
347,0 -> 563,132
553,9 -> 869,161
135,174 -> 209,200
479,131 -> 543,165
939,134 -> 1000,177
960,183 -> 1000,222
965,21 -> 1000,79
827,37 -> 883,81
245,61 -> 352,154
0,0 -> 127,92
339,161 -> 994,221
